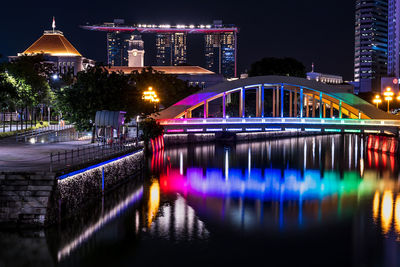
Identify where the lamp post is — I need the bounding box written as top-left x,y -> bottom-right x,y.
373,95 -> 382,109
142,86 -> 160,112
384,87 -> 394,113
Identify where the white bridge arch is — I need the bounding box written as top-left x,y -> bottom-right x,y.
155,76 -> 400,135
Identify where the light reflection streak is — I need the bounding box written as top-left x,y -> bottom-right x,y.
373,191 -> 380,223
331,138 -> 335,169
148,180 -> 160,227
381,190 -> 393,235
395,196 -> 400,236
225,148 -> 229,181
57,187 -> 143,261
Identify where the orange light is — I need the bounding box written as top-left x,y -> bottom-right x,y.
373,191 -> 380,222
148,180 -> 160,227
381,190 -> 393,235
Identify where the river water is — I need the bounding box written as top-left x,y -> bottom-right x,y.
1,135 -> 400,267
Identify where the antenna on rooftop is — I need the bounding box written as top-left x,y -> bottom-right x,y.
312,62 -> 315,73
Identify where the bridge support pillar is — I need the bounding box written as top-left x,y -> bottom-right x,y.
306,95 -> 309,118
300,87 -> 304,118
240,87 -> 245,118
276,85 -> 280,117
273,88 -> 276,117
294,88 -> 298,117
339,101 -> 342,119
261,85 -> 265,117
222,93 -> 226,118
312,95 -> 316,118
256,85 -> 264,117
289,91 -> 293,117
330,101 -> 333,118
319,93 -> 323,119
280,84 -> 284,118
204,100 -> 208,119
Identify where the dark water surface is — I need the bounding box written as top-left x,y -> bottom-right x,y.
2,134 -> 400,267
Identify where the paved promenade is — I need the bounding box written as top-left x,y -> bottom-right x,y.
0,139 -> 95,172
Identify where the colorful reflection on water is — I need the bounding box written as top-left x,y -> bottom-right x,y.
150,135 -> 400,234
5,134 -> 400,267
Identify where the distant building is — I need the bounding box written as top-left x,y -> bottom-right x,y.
107,66 -> 224,89
156,32 -> 187,66
354,0 -> 388,92
306,64 -> 343,84
10,20 -> 94,75
82,20 -> 239,78
128,31 -> 145,67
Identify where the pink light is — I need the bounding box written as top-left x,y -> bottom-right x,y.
167,129 -> 185,133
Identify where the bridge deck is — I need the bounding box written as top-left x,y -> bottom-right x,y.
159,118 -> 400,135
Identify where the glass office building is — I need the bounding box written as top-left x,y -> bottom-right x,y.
156,33 -> 187,66
205,31 -> 236,77
354,0 -> 388,92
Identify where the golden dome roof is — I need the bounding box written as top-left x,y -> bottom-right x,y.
23,31 -> 82,56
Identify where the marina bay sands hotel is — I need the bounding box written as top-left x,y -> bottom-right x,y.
81,19 -> 238,78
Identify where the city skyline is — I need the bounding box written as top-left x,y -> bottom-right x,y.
0,0 -> 355,79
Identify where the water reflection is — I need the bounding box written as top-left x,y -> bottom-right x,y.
152,135 -> 400,233
148,180 -> 160,227
4,134 -> 400,267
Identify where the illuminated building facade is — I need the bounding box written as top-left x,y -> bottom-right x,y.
205,21 -> 236,77
10,26 -> 94,75
82,20 -> 239,77
388,0 -> 400,78
156,33 -> 187,66
354,0 -> 388,92
128,32 -> 145,67
107,31 -> 131,66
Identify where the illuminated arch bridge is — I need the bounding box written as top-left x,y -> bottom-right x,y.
155,76 -> 400,135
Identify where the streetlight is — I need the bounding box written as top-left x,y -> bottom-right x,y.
373,95 -> 382,108
142,86 -> 160,112
384,87 -> 394,113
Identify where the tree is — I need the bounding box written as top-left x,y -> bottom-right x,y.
56,66 -> 140,131
248,57 -> 306,78
5,54 -> 53,108
129,67 -> 200,108
56,66 -> 201,132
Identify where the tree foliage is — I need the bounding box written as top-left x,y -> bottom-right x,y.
139,117 -> 164,145
56,66 -> 199,131
248,57 -> 306,78
0,54 -> 53,110
130,67 -> 199,108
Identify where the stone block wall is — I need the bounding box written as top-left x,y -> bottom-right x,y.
0,172 -> 56,227
0,150 -> 144,227
57,150 -> 144,221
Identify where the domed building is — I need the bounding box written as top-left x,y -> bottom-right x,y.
10,21 -> 95,75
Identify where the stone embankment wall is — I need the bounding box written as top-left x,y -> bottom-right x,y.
57,150 -> 144,220
0,172 -> 56,227
0,150 -> 144,227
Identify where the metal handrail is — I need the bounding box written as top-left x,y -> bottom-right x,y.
49,140 -> 143,173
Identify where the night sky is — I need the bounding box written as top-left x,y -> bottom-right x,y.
1,0 -> 355,80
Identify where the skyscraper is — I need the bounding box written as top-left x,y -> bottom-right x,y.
107,31 -> 131,66
388,0 -> 400,77
354,0 -> 388,93
156,33 -> 187,66
82,21 -> 239,77
205,31 -> 236,77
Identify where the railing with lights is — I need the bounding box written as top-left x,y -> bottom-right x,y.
158,117 -> 400,135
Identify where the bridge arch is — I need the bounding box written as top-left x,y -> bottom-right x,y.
155,76 -> 394,120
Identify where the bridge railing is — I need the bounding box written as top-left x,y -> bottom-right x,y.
158,118 -> 400,127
